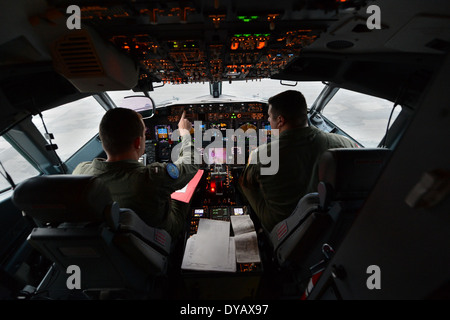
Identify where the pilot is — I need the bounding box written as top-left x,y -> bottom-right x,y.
239,90 -> 358,233
73,108 -> 199,240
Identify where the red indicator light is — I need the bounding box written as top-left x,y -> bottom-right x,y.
210,181 -> 216,192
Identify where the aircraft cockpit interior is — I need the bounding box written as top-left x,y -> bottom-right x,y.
0,0 -> 450,306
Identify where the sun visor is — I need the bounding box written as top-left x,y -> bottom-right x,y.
51,27 -> 138,92
273,51 -> 440,104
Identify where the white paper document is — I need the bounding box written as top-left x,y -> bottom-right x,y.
181,216 -> 261,272
230,215 -> 261,263
233,231 -> 261,263
181,219 -> 236,272
230,214 -> 255,235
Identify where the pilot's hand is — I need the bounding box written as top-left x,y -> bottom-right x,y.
178,110 -> 192,136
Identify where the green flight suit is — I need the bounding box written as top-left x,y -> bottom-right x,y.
73,135 -> 200,239
239,126 -> 358,233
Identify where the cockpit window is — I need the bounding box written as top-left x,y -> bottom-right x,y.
31,96 -> 106,162
108,79 -> 324,108
321,88 -> 401,147
221,80 -> 324,106
0,136 -> 39,193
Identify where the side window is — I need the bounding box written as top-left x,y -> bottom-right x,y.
0,137 -> 39,193
31,96 -> 105,162
321,89 -> 401,147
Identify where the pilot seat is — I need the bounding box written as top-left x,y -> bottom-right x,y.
12,174 -> 172,299
265,148 -> 392,297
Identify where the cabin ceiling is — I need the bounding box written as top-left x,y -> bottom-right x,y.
0,0 -> 449,132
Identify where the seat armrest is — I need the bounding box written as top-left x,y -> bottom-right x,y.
270,193 -> 319,252
117,209 -> 172,256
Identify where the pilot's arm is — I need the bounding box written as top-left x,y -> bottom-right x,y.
238,146 -> 278,231
149,110 -> 200,192
239,147 -> 261,189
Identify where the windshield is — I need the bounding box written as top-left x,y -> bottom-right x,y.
0,136 -> 39,193
107,79 -> 325,109
31,96 -> 106,162
0,79 -> 402,196
321,88 -> 401,147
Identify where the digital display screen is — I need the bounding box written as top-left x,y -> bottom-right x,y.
194,209 -> 204,217
233,207 -> 244,215
155,125 -> 169,140
208,147 -> 227,164
158,128 -> 168,136
210,207 -> 229,219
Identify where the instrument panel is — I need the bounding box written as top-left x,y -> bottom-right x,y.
144,101 -> 272,165
166,102 -> 266,123
142,100 -> 271,212
142,101 -> 267,275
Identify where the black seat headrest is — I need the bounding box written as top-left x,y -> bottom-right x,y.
318,148 -> 391,208
12,175 -> 113,225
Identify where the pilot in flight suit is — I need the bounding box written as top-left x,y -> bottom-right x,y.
239,90 -> 358,233
73,108 -> 199,240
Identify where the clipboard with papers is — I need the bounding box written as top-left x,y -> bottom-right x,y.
181,214 -> 261,273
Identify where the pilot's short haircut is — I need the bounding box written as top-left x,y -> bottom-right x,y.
268,90 -> 308,126
99,108 -> 144,155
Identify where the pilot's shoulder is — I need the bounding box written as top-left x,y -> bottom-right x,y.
323,130 -> 357,148
72,161 -> 94,174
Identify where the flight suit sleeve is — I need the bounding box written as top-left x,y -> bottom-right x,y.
238,147 -> 273,230
173,133 -> 201,189
239,147 -> 261,189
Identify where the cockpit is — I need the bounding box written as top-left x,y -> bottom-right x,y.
1,0 -> 450,304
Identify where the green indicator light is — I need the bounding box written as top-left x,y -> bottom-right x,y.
238,15 -> 258,22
